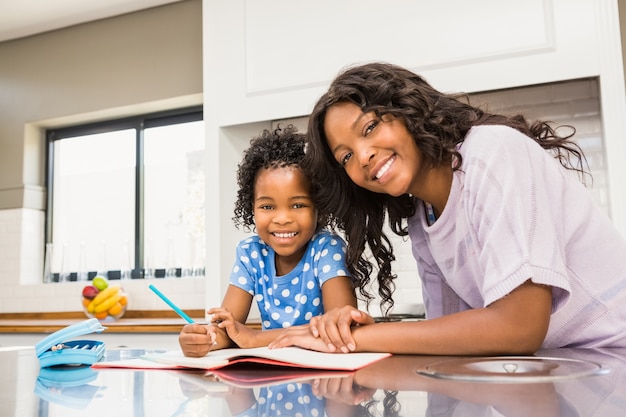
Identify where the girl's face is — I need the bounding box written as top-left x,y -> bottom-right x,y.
324,101 -> 427,197
253,166 -> 318,271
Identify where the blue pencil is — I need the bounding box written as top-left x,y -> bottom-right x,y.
148,284 -> 195,324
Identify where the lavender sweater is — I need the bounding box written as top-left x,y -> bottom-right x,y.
408,125 -> 626,348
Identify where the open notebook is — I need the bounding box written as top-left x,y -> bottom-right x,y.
92,346 -> 391,372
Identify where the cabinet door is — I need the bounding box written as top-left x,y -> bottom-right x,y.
202,0 -> 626,308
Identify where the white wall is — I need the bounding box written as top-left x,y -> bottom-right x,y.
0,0 -> 203,313
203,0 -> 626,316
1,0 -> 623,316
276,78 -> 607,315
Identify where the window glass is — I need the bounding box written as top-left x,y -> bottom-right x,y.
144,120 -> 206,278
46,108 -> 205,282
51,130 -> 135,280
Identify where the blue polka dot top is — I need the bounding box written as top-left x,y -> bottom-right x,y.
228,230 -> 351,329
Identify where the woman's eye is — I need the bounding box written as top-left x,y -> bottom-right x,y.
364,120 -> 378,136
340,152 -> 353,166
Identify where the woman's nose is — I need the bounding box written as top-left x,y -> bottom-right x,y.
357,144 -> 375,167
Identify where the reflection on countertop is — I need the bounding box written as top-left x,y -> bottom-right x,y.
3,345 -> 626,416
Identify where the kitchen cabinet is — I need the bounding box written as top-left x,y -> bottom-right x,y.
202,0 -> 626,310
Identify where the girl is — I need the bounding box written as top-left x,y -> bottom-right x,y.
269,62 -> 626,355
179,125 -> 356,357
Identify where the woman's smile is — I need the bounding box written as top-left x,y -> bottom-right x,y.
373,154 -> 396,180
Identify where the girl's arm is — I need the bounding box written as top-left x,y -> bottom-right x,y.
213,285 -> 306,348
211,306 -> 299,348
321,275 -> 358,311
179,283 -> 253,356
215,276 -> 357,348
312,276 -> 359,352
205,285 -> 253,349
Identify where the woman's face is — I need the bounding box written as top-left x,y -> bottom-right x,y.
324,101 -> 427,197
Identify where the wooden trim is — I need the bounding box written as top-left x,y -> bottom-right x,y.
0,310 -> 262,334
0,310 -> 206,320
0,323 -> 188,334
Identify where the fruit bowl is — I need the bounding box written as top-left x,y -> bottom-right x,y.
81,276 -> 128,321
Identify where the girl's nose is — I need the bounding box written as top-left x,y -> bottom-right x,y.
272,209 -> 292,224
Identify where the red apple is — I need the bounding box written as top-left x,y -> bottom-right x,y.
82,285 -> 99,300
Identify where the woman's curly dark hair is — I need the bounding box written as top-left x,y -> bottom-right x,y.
303,62 -> 589,315
233,124 -> 324,231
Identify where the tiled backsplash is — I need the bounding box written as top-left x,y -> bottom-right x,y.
0,208 -> 205,313
0,78 -> 607,314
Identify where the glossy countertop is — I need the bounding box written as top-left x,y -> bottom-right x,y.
3,344 -> 625,417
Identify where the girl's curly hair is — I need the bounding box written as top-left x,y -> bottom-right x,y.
233,124 -> 325,231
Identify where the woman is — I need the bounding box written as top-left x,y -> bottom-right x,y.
269,62 -> 626,355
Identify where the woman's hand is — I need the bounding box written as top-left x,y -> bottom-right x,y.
309,306 -> 375,352
268,306 -> 375,352
268,324 -> 335,352
179,323 -> 217,357
312,374 -> 376,406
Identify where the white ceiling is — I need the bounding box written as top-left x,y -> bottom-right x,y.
0,0 -> 183,43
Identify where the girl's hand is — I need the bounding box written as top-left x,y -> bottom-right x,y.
309,306 -> 375,352
179,323 -> 217,357
268,324 -> 335,352
209,307 -> 256,348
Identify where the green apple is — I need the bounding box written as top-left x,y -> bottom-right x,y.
92,276 -> 109,291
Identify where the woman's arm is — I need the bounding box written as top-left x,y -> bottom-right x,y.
352,280 -> 551,355
272,280 -> 552,355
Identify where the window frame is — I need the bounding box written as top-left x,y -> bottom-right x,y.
45,106 -> 203,280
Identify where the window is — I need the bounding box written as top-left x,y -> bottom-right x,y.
45,107 -> 205,282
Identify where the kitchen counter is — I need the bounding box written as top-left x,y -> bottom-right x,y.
3,345 -> 625,416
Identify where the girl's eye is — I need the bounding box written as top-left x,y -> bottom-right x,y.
340,152 -> 353,166
293,203 -> 305,209
259,204 -> 273,210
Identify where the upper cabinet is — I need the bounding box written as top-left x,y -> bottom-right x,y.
202,0 -> 626,303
